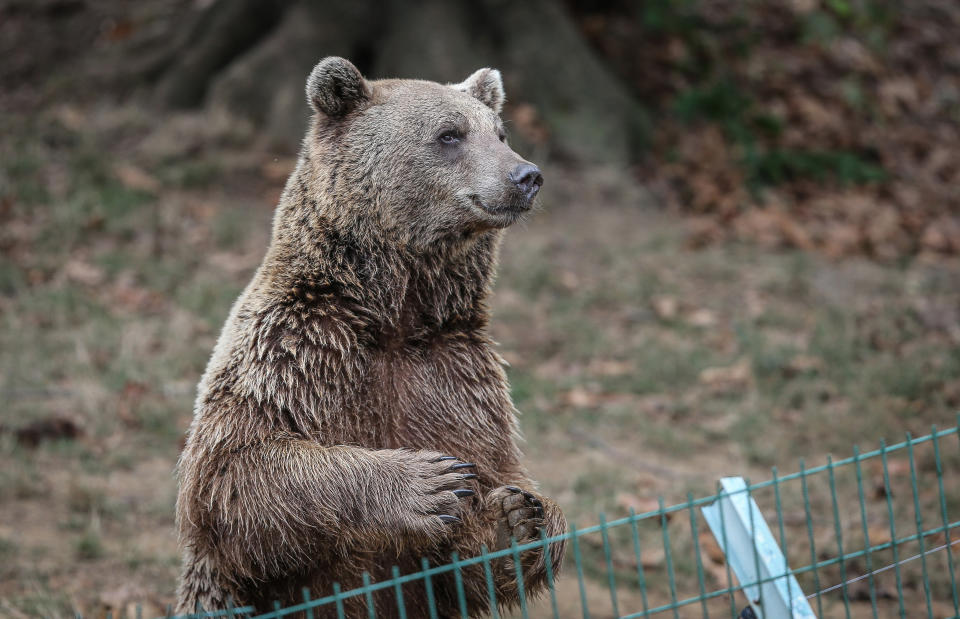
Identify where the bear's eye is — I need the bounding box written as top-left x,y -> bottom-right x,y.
498,132 -> 507,143
438,131 -> 461,145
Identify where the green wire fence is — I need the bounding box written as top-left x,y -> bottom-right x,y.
151,418 -> 959,619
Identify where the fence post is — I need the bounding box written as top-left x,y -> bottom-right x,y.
701,477 -> 816,619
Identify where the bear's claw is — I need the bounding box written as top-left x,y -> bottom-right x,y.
491,485 -> 549,549
412,453 -> 480,528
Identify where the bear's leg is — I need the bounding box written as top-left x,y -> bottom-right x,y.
175,548 -> 234,615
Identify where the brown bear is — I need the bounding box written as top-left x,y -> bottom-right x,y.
175,57 -> 566,617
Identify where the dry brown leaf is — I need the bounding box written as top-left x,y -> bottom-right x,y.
789,0 -> 818,15
686,308 -> 718,328
879,78 -> 919,115
116,381 -> 149,428
13,416 -> 84,448
830,38 -> 880,73
54,104 -> 86,131
63,259 -> 106,286
921,222 -> 952,253
699,360 -> 753,393
785,355 -> 824,377
615,493 -> 670,521
640,547 -> 666,569
559,270 -> 580,290
866,206 -> 909,259
822,223 -> 863,259
734,208 -> 812,250
685,216 -> 726,249
866,525 -> 893,547
564,386 -> 600,408
588,359 -> 633,377
793,94 -> 844,133
699,529 -> 726,565
112,163 -> 160,193
651,295 -> 678,320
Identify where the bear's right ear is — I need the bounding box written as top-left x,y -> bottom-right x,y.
453,68 -> 505,115
306,57 -> 372,117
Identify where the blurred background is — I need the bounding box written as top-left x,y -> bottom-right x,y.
1,0 -> 959,616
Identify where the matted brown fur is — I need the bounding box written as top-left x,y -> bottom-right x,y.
175,57 -> 565,617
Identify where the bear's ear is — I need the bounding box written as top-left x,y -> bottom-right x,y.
453,68 -> 505,115
306,57 -> 372,117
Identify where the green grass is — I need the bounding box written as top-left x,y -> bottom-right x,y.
4,588 -> 74,618
75,528 -> 105,561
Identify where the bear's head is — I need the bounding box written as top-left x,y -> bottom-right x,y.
304,57 -> 543,248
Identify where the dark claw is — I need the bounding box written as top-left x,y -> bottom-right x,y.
505,485 -> 522,493
522,490 -> 537,501
461,473 -> 478,480
438,514 -> 461,524
448,462 -> 476,471
453,489 -> 475,498
536,507 -> 545,519
432,455 -> 458,462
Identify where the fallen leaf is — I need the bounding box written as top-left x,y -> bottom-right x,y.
63,259 -> 106,286
639,547 -> 666,568
113,163 -> 160,193
699,360 -> 753,393
866,525 -> 892,547
588,359 -> 633,377
651,295 -> 678,320
686,308 -> 717,328
879,78 -> 918,115
784,355 -> 823,377
117,381 -> 149,428
616,493 -> 671,521
564,386 -> 600,408
559,270 -> 580,290
11,416 -> 84,448
699,530 -> 725,564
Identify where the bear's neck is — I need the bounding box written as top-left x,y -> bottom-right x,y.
266,209 -> 500,343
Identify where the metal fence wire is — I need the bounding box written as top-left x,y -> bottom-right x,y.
149,418 -> 960,619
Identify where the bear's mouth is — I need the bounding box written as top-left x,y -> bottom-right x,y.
469,195 -> 530,218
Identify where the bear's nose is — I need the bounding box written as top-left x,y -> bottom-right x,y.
509,163 -> 544,200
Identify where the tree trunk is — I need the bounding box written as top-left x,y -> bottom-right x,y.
152,0 -> 648,164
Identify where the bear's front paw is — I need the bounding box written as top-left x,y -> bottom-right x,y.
397,452 -> 479,535
488,486 -> 546,550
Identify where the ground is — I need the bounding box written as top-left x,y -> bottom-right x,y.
1,105 -> 958,618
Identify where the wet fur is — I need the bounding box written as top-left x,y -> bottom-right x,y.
175,58 -> 565,617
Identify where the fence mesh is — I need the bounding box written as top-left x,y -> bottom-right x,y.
137,418 -> 959,619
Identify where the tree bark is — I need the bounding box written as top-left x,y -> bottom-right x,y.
154,0 -> 648,164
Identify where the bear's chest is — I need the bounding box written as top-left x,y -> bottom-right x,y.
360,336 -> 513,454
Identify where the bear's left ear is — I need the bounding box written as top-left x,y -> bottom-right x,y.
306,57 -> 372,118
452,68 -> 505,115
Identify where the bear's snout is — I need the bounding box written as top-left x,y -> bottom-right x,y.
508,163 -> 544,202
